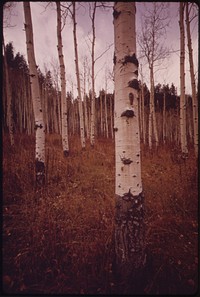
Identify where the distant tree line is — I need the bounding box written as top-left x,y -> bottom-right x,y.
3,42 -> 194,149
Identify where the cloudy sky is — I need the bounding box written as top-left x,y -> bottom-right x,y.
3,2 -> 199,96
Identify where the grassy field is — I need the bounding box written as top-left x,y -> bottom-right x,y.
2,133 -> 198,294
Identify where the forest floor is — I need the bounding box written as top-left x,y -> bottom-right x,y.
2,133 -> 198,295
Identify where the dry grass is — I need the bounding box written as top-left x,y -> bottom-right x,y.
2,133 -> 198,294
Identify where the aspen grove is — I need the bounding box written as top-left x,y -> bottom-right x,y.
2,2 -> 198,295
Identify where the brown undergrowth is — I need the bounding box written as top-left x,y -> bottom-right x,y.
2,133 -> 198,294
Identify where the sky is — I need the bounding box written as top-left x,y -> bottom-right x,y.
3,2 -> 199,97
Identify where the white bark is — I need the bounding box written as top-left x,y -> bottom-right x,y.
100,91 -> 103,136
110,94 -> 114,139
163,93 -> 166,144
72,2 -> 85,149
104,77 -> 109,138
90,3 -> 97,146
56,1 -> 69,156
179,3 -> 188,155
23,1 -> 45,187
185,2 -> 198,156
114,2 -> 145,289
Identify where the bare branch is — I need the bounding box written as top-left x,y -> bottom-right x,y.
94,43 -> 114,63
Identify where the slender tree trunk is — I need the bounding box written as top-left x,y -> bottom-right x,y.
148,88 -> 153,149
83,61 -> 89,139
3,38 -> 14,146
114,2 -> 146,293
185,2 -> 198,156
140,66 -> 145,144
100,91 -> 103,136
72,2 -> 85,149
163,93 -> 166,144
179,3 -> 188,155
90,3 -> 97,146
110,94 -> 114,139
23,1 -> 45,187
56,1 -> 69,156
104,91 -> 109,138
150,66 -> 158,147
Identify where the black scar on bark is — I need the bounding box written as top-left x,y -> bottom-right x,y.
128,79 -> 140,90
34,123 -> 43,130
63,150 -> 69,157
122,53 -> 139,67
113,127 -> 118,132
35,160 -> 45,187
129,93 -> 134,105
134,70 -> 138,76
121,109 -> 135,118
113,52 -> 116,65
113,9 -> 121,19
121,157 -> 133,165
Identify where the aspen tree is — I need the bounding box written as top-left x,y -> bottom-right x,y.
72,2 -> 85,149
113,2 -> 146,292
138,3 -> 170,149
110,94 -> 114,139
100,91 -> 103,136
179,2 -> 188,155
89,2 -> 97,146
104,70 -> 109,138
82,57 -> 89,138
163,92 -> 166,144
139,65 -> 145,144
23,2 -> 45,187
3,38 -> 14,146
56,1 -> 69,156
185,2 -> 198,156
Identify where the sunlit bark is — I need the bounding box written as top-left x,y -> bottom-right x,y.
56,1 -> 69,156
185,2 -> 198,156
23,1 -> 45,187
72,2 -> 86,149
114,2 -> 146,292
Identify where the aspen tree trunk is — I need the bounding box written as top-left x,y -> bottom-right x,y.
23,1 -> 45,187
100,91 -> 103,136
110,94 -> 114,139
56,1 -> 69,156
179,3 -> 188,155
90,3 -> 97,146
72,2 -> 85,148
104,91 -> 109,138
150,67 -> 159,147
3,38 -> 14,146
83,61 -> 89,139
113,2 -> 146,293
83,93 -> 89,139
148,92 -> 153,149
185,2 -> 198,156
140,68 -> 145,144
139,66 -> 145,144
163,93 -> 166,144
